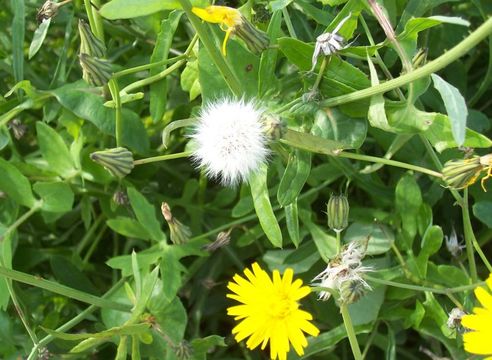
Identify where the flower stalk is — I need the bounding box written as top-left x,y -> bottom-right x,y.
340,303 -> 363,360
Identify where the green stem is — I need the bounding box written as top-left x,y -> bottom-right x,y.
312,56 -> 329,92
462,188 -> 478,283
473,239 -> 492,273
319,17 -> 492,108
161,118 -> 196,148
107,79 -> 123,147
340,304 -> 362,360
2,203 -> 41,239
0,266 -> 131,312
121,59 -> 186,94
26,278 -> 126,360
366,275 -> 483,294
113,55 -> 188,78
133,151 -> 192,166
336,231 -> 341,254
177,0 -> 243,96
76,214 -> 103,256
281,129 -> 442,178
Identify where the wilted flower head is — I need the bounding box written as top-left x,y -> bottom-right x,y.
442,154 -> 492,192
192,5 -> 269,55
312,241 -> 371,304
202,229 -> 232,252
311,12 -> 353,71
446,307 -> 465,331
37,0 -> 71,23
190,98 -> 269,186
445,228 -> 465,257
8,119 -> 27,140
161,202 -> 191,245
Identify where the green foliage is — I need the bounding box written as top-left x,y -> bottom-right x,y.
0,0 -> 491,359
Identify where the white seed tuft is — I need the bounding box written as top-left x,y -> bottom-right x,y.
190,98 -> 268,186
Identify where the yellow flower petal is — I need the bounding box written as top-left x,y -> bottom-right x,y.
191,5 -> 241,27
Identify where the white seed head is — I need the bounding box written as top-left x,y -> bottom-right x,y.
445,228 -> 465,257
447,307 -> 466,330
191,98 -> 269,186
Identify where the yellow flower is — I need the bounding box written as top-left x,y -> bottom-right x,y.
192,6 -> 242,55
192,5 -> 269,56
462,274 -> 492,359
227,263 -> 319,360
442,154 -> 492,192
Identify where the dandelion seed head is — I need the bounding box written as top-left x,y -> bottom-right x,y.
191,98 -> 269,186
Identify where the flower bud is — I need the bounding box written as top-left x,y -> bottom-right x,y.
37,0 -> 58,23
261,113 -> 285,141
78,19 -> 106,58
233,15 -> 270,55
113,190 -> 129,206
79,53 -> 112,86
339,278 -> 369,305
442,156 -> 483,190
412,48 -> 427,68
202,229 -> 231,252
90,147 -> 134,178
161,202 -> 191,245
327,194 -> 349,233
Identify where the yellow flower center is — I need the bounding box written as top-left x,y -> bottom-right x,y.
270,292 -> 297,319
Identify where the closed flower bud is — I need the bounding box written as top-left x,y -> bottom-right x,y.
161,202 -> 191,245
339,278 -> 369,305
37,0 -> 59,23
327,194 -> 349,233
90,147 -> 134,178
113,190 -> 129,206
261,113 -> 285,141
79,53 -> 112,86
173,340 -> 193,360
202,229 -> 231,252
78,19 -> 106,58
233,16 -> 270,55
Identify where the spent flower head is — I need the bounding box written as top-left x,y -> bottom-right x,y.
161,202 -> 191,245
442,154 -> 492,192
227,263 -> 319,360
445,228 -> 465,258
190,98 -> 269,186
311,12 -> 353,71
446,307 -> 466,332
312,241 -> 371,304
461,274 -> 492,358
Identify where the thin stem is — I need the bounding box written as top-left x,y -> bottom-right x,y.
361,322 -> 379,359
177,0 -> 243,96
365,275 -> 483,294
161,118 -> 196,148
340,303 -> 363,360
108,80 -> 123,147
113,54 -> 187,78
1,203 -> 41,240
336,231 -> 341,254
0,266 -> 131,312
76,214 -> 104,256
473,239 -> 492,273
26,278 -> 126,360
121,59 -> 186,94
312,56 -> 329,92
133,151 -> 192,166
318,17 -> 492,108
462,188 -> 478,283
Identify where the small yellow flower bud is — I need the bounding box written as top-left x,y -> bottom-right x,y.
90,147 -> 134,178
327,194 -> 349,233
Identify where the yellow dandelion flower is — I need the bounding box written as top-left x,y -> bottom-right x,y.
461,274 -> 492,359
192,5 -> 269,56
227,262 -> 319,360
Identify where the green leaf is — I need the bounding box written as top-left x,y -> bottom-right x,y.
249,164 -> 283,248
395,174 -> 422,246
367,54 -> 391,131
181,59 -> 201,101
277,150 -> 311,206
100,0 -> 207,19
50,255 -> 98,295
106,249 -> 162,276
344,222 -> 394,255
315,109 -> 367,149
191,335 -> 226,360
51,81 -> 149,153
285,201 -> 300,247
0,158 -> 36,208
258,11 -> 282,97
423,113 -> 492,152
349,282 -> 386,326
33,182 -> 74,213
159,246 -> 182,305
36,121 -> 76,178
107,217 -> 152,241
473,201 -> 492,228
150,11 -> 182,123
127,187 -> 165,242
416,225 -> 443,277
299,209 -> 337,262
11,0 -> 25,83
28,18 -> 51,60
431,74 -> 467,146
